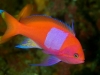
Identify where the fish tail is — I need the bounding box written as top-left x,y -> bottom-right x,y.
0,10 -> 21,44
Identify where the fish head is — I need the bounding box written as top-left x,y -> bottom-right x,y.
58,44 -> 85,64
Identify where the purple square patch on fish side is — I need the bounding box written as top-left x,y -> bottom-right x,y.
44,28 -> 68,50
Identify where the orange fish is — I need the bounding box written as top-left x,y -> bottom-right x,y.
0,9 -> 85,66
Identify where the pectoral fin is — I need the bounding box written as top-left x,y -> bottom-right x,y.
30,55 -> 61,66
15,38 -> 41,49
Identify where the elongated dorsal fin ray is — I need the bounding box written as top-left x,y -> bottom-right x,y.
71,19 -> 75,36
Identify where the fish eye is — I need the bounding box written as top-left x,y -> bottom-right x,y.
74,53 -> 79,58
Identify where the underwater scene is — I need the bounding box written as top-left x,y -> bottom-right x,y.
0,0 -> 100,75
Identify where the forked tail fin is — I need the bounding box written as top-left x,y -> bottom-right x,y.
0,10 -> 21,44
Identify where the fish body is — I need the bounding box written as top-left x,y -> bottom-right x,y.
0,10 -> 85,66
19,16 -> 74,51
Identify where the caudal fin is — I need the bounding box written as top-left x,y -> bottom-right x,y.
0,10 -> 21,44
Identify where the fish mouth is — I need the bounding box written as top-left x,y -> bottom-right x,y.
78,60 -> 84,64
73,59 -> 84,64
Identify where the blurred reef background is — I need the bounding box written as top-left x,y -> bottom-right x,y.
0,0 -> 100,75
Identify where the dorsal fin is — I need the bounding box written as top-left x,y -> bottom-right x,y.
19,15 -> 75,35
